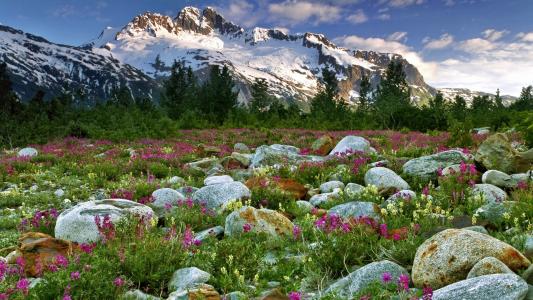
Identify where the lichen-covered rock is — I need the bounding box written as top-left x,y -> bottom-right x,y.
402,150 -> 470,180
412,229 -> 531,289
472,184 -> 508,204
309,190 -> 341,207
233,143 -> 250,153
482,170 -> 522,189
344,183 -> 365,197
168,267 -> 211,292
54,199 -> 156,243
324,260 -> 409,298
167,283 -> 221,300
151,188 -> 185,211
250,144 -> 323,168
328,201 -> 380,219
364,167 -> 410,192
311,135 -> 335,156
245,177 -> 308,200
475,133 -> 533,174
224,206 -> 293,237
467,257 -> 515,279
320,181 -> 345,193
329,136 -> 374,156
383,190 -> 416,207
192,182 -> 250,211
432,274 -> 528,300
17,147 -> 38,157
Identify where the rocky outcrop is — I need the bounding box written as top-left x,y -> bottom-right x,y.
475,133 -> 533,174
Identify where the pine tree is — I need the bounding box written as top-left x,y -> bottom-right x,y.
199,65 -> 237,124
161,60 -> 197,119
511,85 -> 533,111
494,89 -> 504,109
358,74 -> 371,111
109,87 -> 134,107
428,91 -> 447,130
250,78 -> 272,113
374,60 -> 412,129
311,68 -> 339,117
0,62 -> 22,115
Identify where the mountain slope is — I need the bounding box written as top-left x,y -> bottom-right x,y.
439,88 -> 516,107
87,6 -> 435,107
0,25 -> 156,103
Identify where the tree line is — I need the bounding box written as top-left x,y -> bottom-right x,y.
1,60 -> 532,148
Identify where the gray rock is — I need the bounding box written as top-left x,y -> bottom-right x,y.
203,175 -> 234,186
309,190 -> 341,207
151,188 -> 185,210
467,257 -> 515,279
482,170 -> 521,189
526,235 -> 533,260
412,229 -> 531,289
463,226 -> 489,234
192,182 -> 250,211
54,199 -> 156,243
473,127 -> 491,135
432,274 -> 528,300
295,200 -> 314,213
250,144 -> 323,168
167,176 -> 186,185
441,164 -> 461,176
54,189 -> 65,198
320,181 -> 345,193
475,201 -> 517,224
328,201 -> 379,219
17,147 -> 38,157
224,206 -> 293,237
384,190 -> 416,206
523,264 -> 533,285
329,136 -> 374,156
472,184 -> 508,204
402,150 -> 470,180
230,152 -> 252,167
123,289 -> 162,300
344,183 -> 365,198
168,267 -> 211,292
364,167 -> 410,191
176,186 -> 198,197
526,285 -> 533,300
167,284 -> 219,300
369,160 -> 389,168
233,143 -> 250,153
224,291 -> 247,300
194,226 -> 224,242
324,260 -> 409,298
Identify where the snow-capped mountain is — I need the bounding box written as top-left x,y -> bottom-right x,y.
0,25 -> 155,102
439,88 -> 517,107
86,6 -> 435,107
1,6 -> 436,107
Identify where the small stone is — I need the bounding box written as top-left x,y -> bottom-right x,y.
467,257 -> 515,279
364,167 -> 410,192
151,188 -> 185,211
167,176 -> 185,185
309,190 -> 341,207
329,136 -> 374,156
123,289 -> 162,300
192,182 -> 250,211
234,143 -> 250,153
328,201 -> 380,219
344,183 -> 365,197
195,226 -> 224,242
54,189 -> 65,198
204,175 -> 234,186
168,267 -> 211,292
17,147 -> 38,157
472,184 -> 508,204
320,181 -> 345,193
295,200 -> 314,213
482,170 -> 520,189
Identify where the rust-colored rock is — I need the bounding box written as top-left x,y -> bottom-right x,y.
311,135 -> 335,156
260,289 -> 289,300
245,177 -> 308,200
18,232 -> 77,277
187,284 -> 221,300
412,228 -> 530,289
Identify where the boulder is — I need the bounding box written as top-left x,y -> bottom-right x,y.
412,229 -> 531,289
309,190 -> 341,207
475,133 -> 533,174
402,150 -> 470,180
123,290 -> 162,300
233,143 -> 250,153
192,182 -> 250,211
324,260 -> 409,298
328,201 -> 380,219
482,170 -> 522,189
245,177 -> 308,200
467,257 -> 515,279
526,235 -> 533,261
384,190 -> 416,206
364,167 -> 410,192
17,147 -> 38,157
168,267 -> 211,292
432,274 -> 528,300
250,144 -> 323,168
151,188 -> 185,211
54,199 -> 156,243
203,175 -> 234,186
311,135 -> 335,155
224,206 -> 293,237
194,226 -> 224,242
320,181 -> 345,193
167,283 -> 221,300
472,184 -> 508,204
329,136 -> 374,156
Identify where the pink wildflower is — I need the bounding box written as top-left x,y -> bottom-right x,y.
398,274 -> 410,291
288,291 -> 301,300
293,225 -> 302,239
243,223 -> 252,233
381,272 -> 392,283
113,277 -> 125,287
70,271 -> 80,280
16,278 -> 29,295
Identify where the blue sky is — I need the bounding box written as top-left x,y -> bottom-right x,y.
1,0 -> 533,95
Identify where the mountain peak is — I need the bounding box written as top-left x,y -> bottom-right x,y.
118,12 -> 175,39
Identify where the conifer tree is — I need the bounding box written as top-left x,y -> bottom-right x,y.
428,91 -> 447,129
358,74 -> 371,111
162,60 -> 197,119
250,78 -> 272,113
0,62 -> 22,115
374,60 -> 411,129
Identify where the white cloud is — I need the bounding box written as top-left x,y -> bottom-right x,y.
216,0 -> 259,27
388,0 -> 425,8
517,32 -> 533,42
346,9 -> 368,24
482,29 -> 509,42
387,31 -> 408,42
457,38 -> 495,53
444,0 -> 455,6
273,27 -> 290,34
423,33 -> 454,50
377,13 -> 391,20
268,1 -> 341,25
